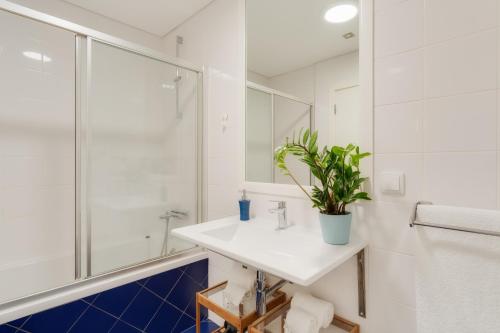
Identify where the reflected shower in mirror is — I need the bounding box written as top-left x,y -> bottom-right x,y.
246,0 -> 360,185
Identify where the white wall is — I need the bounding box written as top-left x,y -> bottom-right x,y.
162,0 -> 245,222
162,2 -> 245,324
266,52 -> 359,148
367,0 -> 500,331
166,0 -> 370,330
247,70 -> 270,86
6,0 -> 164,50
163,0 -> 500,332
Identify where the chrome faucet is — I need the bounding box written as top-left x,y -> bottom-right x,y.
269,200 -> 288,229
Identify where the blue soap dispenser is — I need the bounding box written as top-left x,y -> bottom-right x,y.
239,189 -> 250,221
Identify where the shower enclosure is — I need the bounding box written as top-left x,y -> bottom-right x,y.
0,5 -> 202,305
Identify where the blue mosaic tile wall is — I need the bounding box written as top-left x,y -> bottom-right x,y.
0,259 -> 209,333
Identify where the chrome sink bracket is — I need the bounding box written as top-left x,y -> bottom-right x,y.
357,248 -> 366,318
256,269 -> 288,316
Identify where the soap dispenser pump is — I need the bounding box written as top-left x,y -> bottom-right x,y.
239,189 -> 250,221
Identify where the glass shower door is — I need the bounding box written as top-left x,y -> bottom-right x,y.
88,40 -> 199,276
0,9 -> 76,303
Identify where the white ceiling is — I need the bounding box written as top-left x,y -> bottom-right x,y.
247,0 -> 359,77
63,0 -> 214,36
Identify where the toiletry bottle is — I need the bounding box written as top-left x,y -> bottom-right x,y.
239,190 -> 250,221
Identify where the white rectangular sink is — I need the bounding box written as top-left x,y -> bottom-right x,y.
172,216 -> 367,286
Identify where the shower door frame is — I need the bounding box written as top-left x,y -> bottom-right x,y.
0,0 -> 204,307
245,81 -> 315,185
83,37 -> 204,277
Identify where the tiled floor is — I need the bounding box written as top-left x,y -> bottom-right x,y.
0,260 -> 209,333
181,320 -> 219,333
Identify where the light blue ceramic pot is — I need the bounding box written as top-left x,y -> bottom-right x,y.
319,212 -> 352,245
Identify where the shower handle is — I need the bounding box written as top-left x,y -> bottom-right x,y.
159,209 -> 189,221
159,209 -> 189,256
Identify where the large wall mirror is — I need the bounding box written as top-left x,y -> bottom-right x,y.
245,0 -> 369,187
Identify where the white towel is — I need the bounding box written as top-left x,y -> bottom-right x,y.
284,307 -> 319,333
222,283 -> 247,313
222,264 -> 255,313
291,292 -> 334,328
416,205 -> 500,333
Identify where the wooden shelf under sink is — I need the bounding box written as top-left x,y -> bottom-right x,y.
249,298 -> 360,333
195,280 -> 287,333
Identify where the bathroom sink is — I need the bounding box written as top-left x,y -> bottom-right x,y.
201,224 -> 239,241
172,216 -> 367,285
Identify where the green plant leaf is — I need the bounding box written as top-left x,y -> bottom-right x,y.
303,128 -> 310,144
273,128 -> 371,214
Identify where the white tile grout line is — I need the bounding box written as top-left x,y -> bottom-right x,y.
374,89 -> 498,108
172,274 -> 212,331
158,269 -> 205,332
65,302 -> 92,333
79,302 -> 144,333
141,285 -> 188,316
374,26 -> 498,61
9,323 -> 31,333
105,279 -> 150,333
143,270 -> 186,331
13,314 -> 31,333
5,263 -> 206,333
183,270 -> 209,289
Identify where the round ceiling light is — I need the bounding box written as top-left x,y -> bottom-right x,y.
324,4 -> 358,23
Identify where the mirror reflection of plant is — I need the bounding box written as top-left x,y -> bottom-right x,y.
274,128 -> 371,215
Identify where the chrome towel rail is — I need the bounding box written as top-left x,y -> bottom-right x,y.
409,201 -> 500,238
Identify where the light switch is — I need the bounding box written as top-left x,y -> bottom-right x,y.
380,171 -> 405,195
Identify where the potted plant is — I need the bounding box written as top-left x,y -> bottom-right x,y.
274,128 -> 371,245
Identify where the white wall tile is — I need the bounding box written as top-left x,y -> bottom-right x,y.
206,184 -> 240,221
370,248 -> 416,307
374,154 -> 423,203
375,101 -> 423,153
375,0 -> 423,58
375,50 -> 424,105
423,152 -> 497,209
364,201 -> 416,255
424,91 -> 497,152
207,156 -> 239,186
374,0 -> 407,13
306,257 -> 361,322
424,0 -> 497,44
171,2 -> 500,333
424,30 -> 497,98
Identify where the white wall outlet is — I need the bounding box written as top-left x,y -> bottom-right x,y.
380,171 -> 405,195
